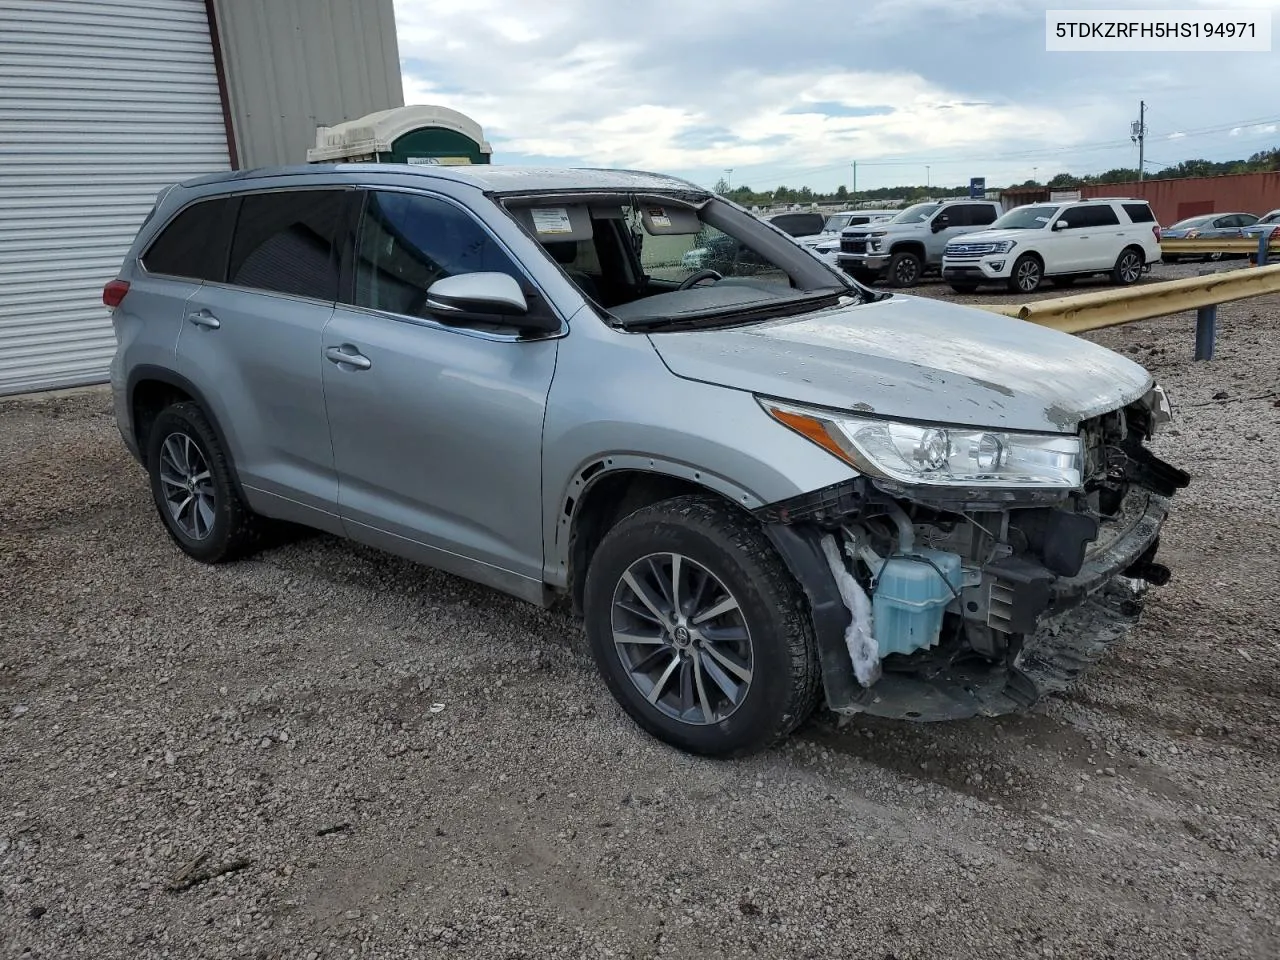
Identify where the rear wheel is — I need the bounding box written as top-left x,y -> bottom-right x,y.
583,496 -> 819,757
1007,254 -> 1043,293
886,251 -> 922,288
1112,247 -> 1144,286
146,402 -> 263,563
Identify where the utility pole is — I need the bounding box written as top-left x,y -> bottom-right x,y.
724,168 -> 733,191
926,165 -> 931,189
1131,100 -> 1146,181
851,161 -> 857,205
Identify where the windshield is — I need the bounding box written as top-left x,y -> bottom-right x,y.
1169,215 -> 1214,230
508,193 -> 861,331
990,205 -> 1058,230
824,214 -> 852,232
1259,211 -> 1280,224
889,203 -> 940,224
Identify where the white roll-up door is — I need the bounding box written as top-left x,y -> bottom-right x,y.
0,0 -> 231,395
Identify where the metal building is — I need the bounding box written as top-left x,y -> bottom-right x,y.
0,0 -> 403,395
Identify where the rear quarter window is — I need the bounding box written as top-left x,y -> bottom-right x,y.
1122,203 -> 1155,223
142,197 -> 236,281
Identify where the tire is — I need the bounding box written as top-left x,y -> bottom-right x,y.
1007,254 -> 1043,294
886,251 -> 922,288
146,401 -> 263,564
1052,275 -> 1077,288
1112,246 -> 1144,286
948,282 -> 979,294
583,495 -> 820,757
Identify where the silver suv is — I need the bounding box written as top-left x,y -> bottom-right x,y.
107,165 -> 1186,756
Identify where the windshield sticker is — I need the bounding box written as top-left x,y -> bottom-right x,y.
1034,216 -> 1050,223
647,207 -> 672,228
531,208 -> 573,234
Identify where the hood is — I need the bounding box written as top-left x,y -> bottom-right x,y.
647,295 -> 1153,433
845,222 -> 914,237
946,228 -> 1044,245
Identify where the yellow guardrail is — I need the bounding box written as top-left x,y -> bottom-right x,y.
1160,237 -> 1277,256
979,262 -> 1280,334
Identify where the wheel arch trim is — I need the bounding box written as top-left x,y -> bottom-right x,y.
126,364 -> 251,504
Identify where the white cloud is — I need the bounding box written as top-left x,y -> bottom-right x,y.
392,0 -> 1280,189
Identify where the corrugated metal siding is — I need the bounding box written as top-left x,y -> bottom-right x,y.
1080,172 -> 1280,227
213,0 -> 403,169
0,0 -> 231,395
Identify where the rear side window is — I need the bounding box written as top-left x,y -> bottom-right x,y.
1122,203 -> 1155,223
228,190 -> 345,300
770,213 -> 825,236
954,205 -> 999,226
351,191 -> 524,318
142,197 -> 235,281
1063,205 -> 1121,228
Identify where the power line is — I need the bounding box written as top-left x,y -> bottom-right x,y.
733,111 -> 1280,185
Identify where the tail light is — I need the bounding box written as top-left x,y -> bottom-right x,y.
102,279 -> 130,308
1152,225 -> 1161,242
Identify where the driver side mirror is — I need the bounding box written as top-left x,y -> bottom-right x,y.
931,214 -> 950,233
425,273 -> 557,333
1052,219 -> 1069,231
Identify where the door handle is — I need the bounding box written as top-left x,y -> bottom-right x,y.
325,345 -> 371,370
187,310 -> 220,330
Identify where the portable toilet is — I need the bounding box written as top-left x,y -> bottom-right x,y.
307,104 -> 493,165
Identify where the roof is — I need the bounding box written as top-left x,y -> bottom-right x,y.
178,164 -> 708,197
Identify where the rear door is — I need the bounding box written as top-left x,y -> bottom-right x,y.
1053,204 -> 1121,271
131,195 -> 235,378
927,204 -> 981,262
320,188 -> 559,593
175,187 -> 347,530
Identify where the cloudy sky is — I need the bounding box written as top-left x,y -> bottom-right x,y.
392,0 -> 1280,192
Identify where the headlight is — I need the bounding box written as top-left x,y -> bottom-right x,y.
867,231 -> 888,238
761,399 -> 1083,489
990,240 -> 1016,253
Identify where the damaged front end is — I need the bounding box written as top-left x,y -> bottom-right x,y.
756,389 -> 1189,721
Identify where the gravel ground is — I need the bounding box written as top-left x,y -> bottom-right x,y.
3,260 -> 1279,959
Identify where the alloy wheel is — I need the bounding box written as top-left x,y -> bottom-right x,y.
158,431 -> 217,540
894,257 -> 919,285
610,552 -> 753,725
1016,258 -> 1041,292
1120,252 -> 1142,283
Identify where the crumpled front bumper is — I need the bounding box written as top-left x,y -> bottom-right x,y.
762,484 -> 1174,722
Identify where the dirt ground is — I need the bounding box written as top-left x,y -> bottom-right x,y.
2,261 -> 1278,959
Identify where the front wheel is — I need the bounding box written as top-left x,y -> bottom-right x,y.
1112,247 -> 1144,286
583,496 -> 819,757
1007,254 -> 1043,293
886,251 -> 922,288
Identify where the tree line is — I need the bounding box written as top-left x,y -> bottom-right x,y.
716,148 -> 1280,206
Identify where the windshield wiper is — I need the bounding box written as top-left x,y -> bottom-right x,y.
618,292 -> 845,332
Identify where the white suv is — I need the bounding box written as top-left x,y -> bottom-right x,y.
942,198 -> 1162,294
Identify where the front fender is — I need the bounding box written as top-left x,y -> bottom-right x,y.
540,323 -> 856,586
